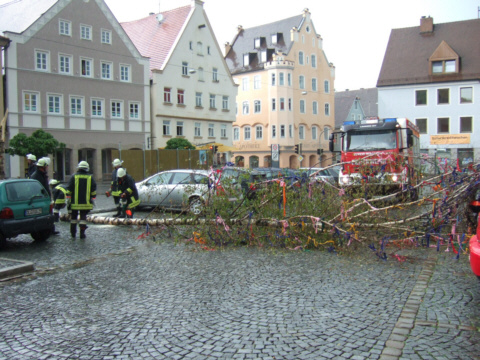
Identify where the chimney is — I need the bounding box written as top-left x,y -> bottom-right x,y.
420,16 -> 433,34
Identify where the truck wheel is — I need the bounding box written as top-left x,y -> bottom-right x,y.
31,229 -> 51,242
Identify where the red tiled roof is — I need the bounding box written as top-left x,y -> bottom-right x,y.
121,5 -> 191,73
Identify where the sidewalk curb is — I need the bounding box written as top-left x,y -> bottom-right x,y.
0,258 -> 35,281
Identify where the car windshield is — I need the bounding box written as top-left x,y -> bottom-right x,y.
346,130 -> 396,151
6,181 -> 46,202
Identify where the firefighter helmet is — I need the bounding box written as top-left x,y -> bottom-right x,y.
26,154 -> 37,161
112,158 -> 124,167
49,179 -> 60,186
77,161 -> 90,171
117,168 -> 127,178
36,158 -> 49,167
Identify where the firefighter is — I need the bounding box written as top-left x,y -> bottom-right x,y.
106,158 -> 124,217
50,179 -> 71,222
117,168 -> 140,218
26,154 -> 37,178
31,158 -> 51,197
67,161 -> 96,239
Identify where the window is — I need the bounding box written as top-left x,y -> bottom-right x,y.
111,100 -> 123,118
129,102 -> 140,119
244,127 -> 251,140
324,127 -> 330,141
260,50 -> 267,62
271,98 -> 276,111
460,116 -> 473,133
279,72 -> 285,86
164,87 -> 172,103
287,73 -> 292,86
163,120 -> 171,135
416,118 -> 427,134
80,24 -> 92,40
289,125 -> 293,138
242,77 -> 249,91
313,101 -> 318,115
243,53 -> 250,66
59,54 -> 72,75
196,92 -> 203,107
35,50 -> 49,71
271,73 -> 276,86
256,125 -> 263,139
70,96 -> 83,116
254,100 -> 261,113
280,125 -> 285,138
47,94 -> 62,114
312,126 -> 317,140
233,127 -> 240,141
80,58 -> 92,77
91,99 -> 104,117
299,75 -> 305,89
300,100 -> 305,114
254,75 -> 261,89
222,96 -> 229,110
242,101 -> 249,115
254,38 -> 261,48
189,41 -> 193,50
101,61 -> 112,80
212,68 -> 218,82
271,125 -> 276,138
311,55 -> 317,68
324,80 -> 330,93
24,92 -> 39,112
197,41 -> 203,55
120,64 -> 131,82
176,121 -> 184,136
432,60 -> 456,74
324,103 -> 330,116
437,117 -> 449,133
288,98 -> 292,111
312,78 -> 317,91
101,29 -> 112,44
299,51 -> 304,65
182,62 -> 188,76
437,88 -> 449,104
271,33 -> 277,44
221,124 -> 227,138
299,125 -> 305,140
59,19 -> 71,36
194,123 -> 201,137
460,87 -> 473,104
209,94 -> 216,109
280,98 -> 285,111
177,90 -> 185,105
415,90 -> 427,105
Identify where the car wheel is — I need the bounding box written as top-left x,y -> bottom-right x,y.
0,233 -> 6,249
189,197 -> 204,216
31,229 -> 51,242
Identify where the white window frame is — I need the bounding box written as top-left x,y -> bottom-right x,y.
212,68 -> 218,82
254,75 -> 261,89
129,102 -> 141,120
208,123 -> 215,137
299,75 -> 305,89
209,94 -> 216,109
313,101 -> 318,115
111,100 -> 123,119
120,64 -> 131,82
299,125 -> 305,140
289,125 -> 293,138
101,29 -> 112,44
279,72 -> 285,86
196,92 -> 203,107
195,122 -> 201,137
244,126 -> 251,140
299,51 -> 304,65
80,57 -> 93,77
70,96 -> 84,117
35,50 -> 49,72
280,98 -> 285,111
254,100 -> 261,113
242,77 -> 249,91
324,80 -> 330,93
91,98 -> 104,118
272,98 -> 276,111
59,54 -> 72,75
312,78 -> 317,91
101,61 -> 113,80
163,120 -> 171,135
47,94 -> 63,115
325,103 -> 330,116
311,54 -> 317,68
280,125 -> 286,138
177,121 -> 184,136
221,124 -> 227,138
312,126 -> 318,140
59,19 -> 71,36
23,91 -> 40,113
287,73 -> 292,86
182,62 -> 188,76
233,127 -> 240,141
242,101 -> 249,115
300,99 -> 306,114
271,125 -> 276,138
222,96 -> 229,110
80,24 -> 92,40
271,73 -> 276,86
256,125 -> 263,140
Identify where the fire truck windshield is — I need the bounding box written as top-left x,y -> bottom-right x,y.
346,130 -> 397,152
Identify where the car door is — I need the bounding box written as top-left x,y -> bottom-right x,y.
167,171 -> 195,209
138,172 -> 173,207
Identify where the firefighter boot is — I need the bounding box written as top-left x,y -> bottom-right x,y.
79,224 -> 87,239
70,223 -> 77,238
113,206 -> 122,218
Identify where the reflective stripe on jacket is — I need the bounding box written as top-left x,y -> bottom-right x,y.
67,171 -> 97,211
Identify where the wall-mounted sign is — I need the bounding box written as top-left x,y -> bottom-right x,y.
430,134 -> 470,145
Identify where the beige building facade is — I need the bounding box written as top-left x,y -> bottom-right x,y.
225,9 -> 335,169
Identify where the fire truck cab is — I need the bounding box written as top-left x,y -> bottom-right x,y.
329,117 -> 420,195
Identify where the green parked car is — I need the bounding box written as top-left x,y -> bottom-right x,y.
0,179 -> 54,249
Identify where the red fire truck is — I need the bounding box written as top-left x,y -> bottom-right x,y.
329,117 -> 420,197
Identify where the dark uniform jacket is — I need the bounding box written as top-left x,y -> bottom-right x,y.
30,169 -> 50,197
67,169 -> 97,211
27,163 -> 36,178
110,167 -> 122,197
53,184 -> 68,205
118,174 -> 140,209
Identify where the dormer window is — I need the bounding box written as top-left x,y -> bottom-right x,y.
260,50 -> 267,62
271,33 -> 277,44
243,53 -> 250,66
429,41 -> 459,75
254,38 -> 261,48
432,60 -> 456,74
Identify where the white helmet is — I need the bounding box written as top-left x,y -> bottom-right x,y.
112,158 -> 124,167
49,179 -> 59,186
77,161 -> 90,171
41,157 -> 51,166
117,168 -> 127,178
26,154 -> 37,161
36,158 -> 49,167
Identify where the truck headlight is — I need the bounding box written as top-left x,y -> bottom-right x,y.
392,174 -> 398,182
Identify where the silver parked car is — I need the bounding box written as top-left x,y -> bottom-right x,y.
299,167 -> 335,184
136,169 -> 211,215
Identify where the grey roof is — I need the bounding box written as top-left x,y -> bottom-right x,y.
225,14 -> 304,74
0,0 -> 57,35
334,88 -> 378,128
377,18 -> 480,87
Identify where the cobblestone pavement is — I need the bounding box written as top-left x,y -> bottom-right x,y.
0,190 -> 479,359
